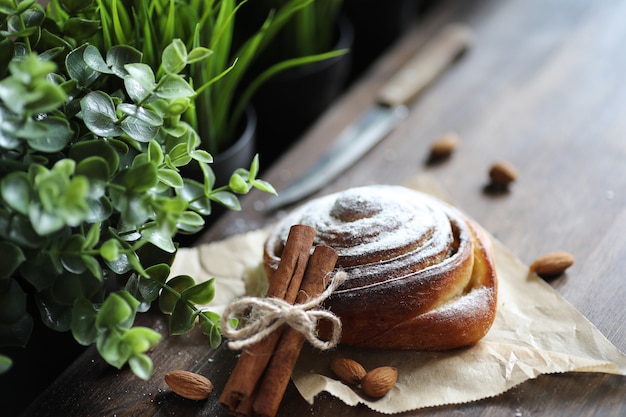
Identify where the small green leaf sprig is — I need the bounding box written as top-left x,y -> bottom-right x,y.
0,0 -> 274,379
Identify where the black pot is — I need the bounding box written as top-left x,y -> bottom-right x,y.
252,15 -> 354,170
342,0 -> 422,81
176,106 -> 257,247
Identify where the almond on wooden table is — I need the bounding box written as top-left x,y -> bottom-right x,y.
428,132 -> 460,160
530,251 -> 575,278
488,161 -> 518,187
164,370 -> 213,400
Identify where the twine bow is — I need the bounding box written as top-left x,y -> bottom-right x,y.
221,271 -> 347,351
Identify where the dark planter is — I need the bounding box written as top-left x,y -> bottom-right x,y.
252,15 -> 354,170
176,106 -> 257,247
210,105 -> 258,186
342,0 -> 422,82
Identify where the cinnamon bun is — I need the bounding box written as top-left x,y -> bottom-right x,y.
263,185 -> 498,350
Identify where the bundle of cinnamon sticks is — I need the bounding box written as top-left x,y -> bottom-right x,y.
219,224 -> 339,417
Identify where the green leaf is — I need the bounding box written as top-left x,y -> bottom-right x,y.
28,203 -> 65,235
159,274 -> 194,314
25,116 -> 72,152
179,180 -> 211,216
141,226 -> 176,253
59,0 -> 93,14
70,140 -> 120,174
0,355 -> 12,373
97,331 -> 128,368
169,300 -> 195,335
66,44 -> 101,87
0,313 -> 33,347
182,278 -> 215,305
148,140 -> 164,164
63,18 -> 101,39
106,45 -> 143,78
80,91 -> 122,137
167,142 -> 192,167
76,156 -> 111,182
199,310 -> 223,348
123,162 -> 158,192
157,168 -> 183,188
124,327 -> 161,354
177,211 -> 204,230
210,191 -> 241,211
124,63 -> 156,92
1,172 -> 32,215
228,173 -> 251,194
36,289 -> 73,331
0,243 -> 25,279
156,74 -> 195,99
187,47 -> 212,64
139,263 -> 169,302
128,353 -> 153,380
120,116 -> 159,143
83,223 -> 101,250
71,297 -> 98,345
162,39 -> 187,74
100,238 -> 121,262
118,104 -> 164,126
189,149 -> 213,164
82,44 -> 113,74
252,179 -> 277,195
0,278 -> 28,323
96,292 -> 133,328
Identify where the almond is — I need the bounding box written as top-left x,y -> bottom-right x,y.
361,366 -> 398,398
330,357 -> 367,385
165,370 -> 213,400
429,132 -> 460,160
530,251 -> 575,278
488,161 -> 518,187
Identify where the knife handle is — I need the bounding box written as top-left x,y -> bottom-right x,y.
377,23 -> 474,107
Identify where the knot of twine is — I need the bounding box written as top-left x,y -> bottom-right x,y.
221,271 -> 347,351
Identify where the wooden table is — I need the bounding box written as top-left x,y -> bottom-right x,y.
21,0 -> 626,415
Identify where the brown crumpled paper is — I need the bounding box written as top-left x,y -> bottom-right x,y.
170,177 -> 626,414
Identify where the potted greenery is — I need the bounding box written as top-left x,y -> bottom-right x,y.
0,0 -> 277,399
49,0 -> 349,179
237,0 -> 352,167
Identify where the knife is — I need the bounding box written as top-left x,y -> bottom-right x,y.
262,23 -> 474,212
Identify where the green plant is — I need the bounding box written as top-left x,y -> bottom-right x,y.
240,0 -> 343,60
46,0 -> 348,157
0,0 -> 274,379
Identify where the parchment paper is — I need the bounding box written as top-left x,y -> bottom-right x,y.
170,176 -> 626,414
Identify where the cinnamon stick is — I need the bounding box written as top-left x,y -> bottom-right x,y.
219,224 -> 316,414
252,245 -> 339,417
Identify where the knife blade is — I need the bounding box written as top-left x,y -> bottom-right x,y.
263,23 -> 474,212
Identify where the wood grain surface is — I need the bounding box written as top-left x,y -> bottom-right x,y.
19,0 -> 626,415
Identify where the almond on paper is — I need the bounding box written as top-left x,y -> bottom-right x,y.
165,370 -> 213,400
361,366 -> 398,398
330,357 -> 367,385
530,251 -> 575,278
488,161 -> 518,186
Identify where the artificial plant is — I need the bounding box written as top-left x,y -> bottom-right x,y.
0,0 -> 274,379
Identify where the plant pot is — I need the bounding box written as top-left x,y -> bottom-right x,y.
342,0 -> 422,81
252,15 -> 354,170
176,106 -> 257,247
210,105 -> 258,185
